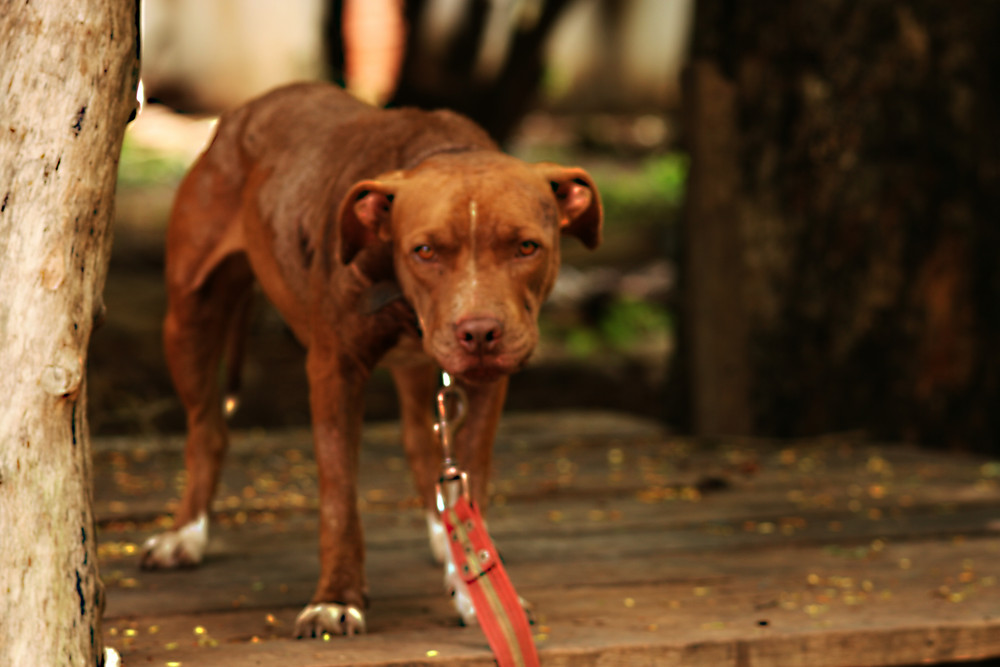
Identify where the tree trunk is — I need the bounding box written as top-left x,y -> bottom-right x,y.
678,60 -> 752,437
0,2 -> 138,665
685,1 -> 1000,452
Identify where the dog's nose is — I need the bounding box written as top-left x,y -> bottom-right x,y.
455,317 -> 503,355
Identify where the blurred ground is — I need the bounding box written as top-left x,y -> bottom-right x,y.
91,104 -> 681,436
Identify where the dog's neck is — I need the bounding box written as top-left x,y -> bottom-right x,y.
403,143 -> 488,171
363,280 -> 404,314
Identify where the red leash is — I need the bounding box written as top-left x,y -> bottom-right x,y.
435,374 -> 540,667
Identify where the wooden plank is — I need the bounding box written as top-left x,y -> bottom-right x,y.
100,536 -> 1000,666
96,412 -> 1000,665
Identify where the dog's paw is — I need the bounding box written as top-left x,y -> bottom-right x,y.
294,603 -> 366,638
441,538 -> 478,625
445,569 -> 536,628
445,565 -> 478,626
426,511 -> 448,565
440,528 -> 536,627
139,513 -> 208,569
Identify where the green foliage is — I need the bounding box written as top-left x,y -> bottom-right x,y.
592,152 -> 687,232
117,135 -> 190,188
544,296 -> 674,359
605,153 -> 687,204
599,297 -> 674,352
642,152 -> 688,205
565,327 -> 602,357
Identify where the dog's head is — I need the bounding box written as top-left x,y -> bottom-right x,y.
337,152 -> 601,383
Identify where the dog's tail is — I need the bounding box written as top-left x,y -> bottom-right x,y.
222,289 -> 254,420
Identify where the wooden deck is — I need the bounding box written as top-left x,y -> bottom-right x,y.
94,411 -> 1000,666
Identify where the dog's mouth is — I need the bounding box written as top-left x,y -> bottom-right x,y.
454,363 -> 508,385
439,353 -> 526,385
421,315 -> 537,385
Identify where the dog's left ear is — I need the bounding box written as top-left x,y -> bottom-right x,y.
538,165 -> 603,249
338,179 -> 398,265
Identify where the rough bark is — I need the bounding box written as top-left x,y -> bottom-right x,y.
0,1 -> 138,665
686,1 -> 1000,451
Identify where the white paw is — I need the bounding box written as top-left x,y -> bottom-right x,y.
294,603 -> 366,637
441,533 -> 478,626
445,555 -> 536,628
139,513 -> 208,569
436,513 -> 535,627
426,511 -> 448,565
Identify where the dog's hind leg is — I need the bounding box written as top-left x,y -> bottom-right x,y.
221,286 -> 254,418
141,254 -> 253,569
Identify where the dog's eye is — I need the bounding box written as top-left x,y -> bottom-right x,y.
517,240 -> 540,257
413,244 -> 435,261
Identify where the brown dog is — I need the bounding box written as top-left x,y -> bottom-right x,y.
139,82 -> 602,637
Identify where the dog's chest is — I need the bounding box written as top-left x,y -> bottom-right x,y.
378,333 -> 429,368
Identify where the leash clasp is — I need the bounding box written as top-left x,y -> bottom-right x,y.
434,372 -> 470,512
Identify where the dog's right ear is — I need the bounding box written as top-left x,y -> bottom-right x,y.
338,180 -> 397,265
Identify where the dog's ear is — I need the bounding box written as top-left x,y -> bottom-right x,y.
338,180 -> 397,265
538,165 -> 603,249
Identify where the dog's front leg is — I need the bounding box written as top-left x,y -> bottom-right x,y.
294,338 -> 369,638
452,378 -> 509,511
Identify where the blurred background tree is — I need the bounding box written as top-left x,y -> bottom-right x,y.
680,0 -> 1000,454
